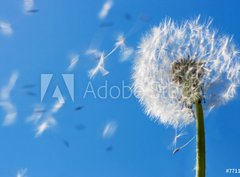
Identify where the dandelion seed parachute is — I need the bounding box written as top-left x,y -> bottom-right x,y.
132,16 -> 240,128
16,168 -> 28,177
0,21 -> 13,36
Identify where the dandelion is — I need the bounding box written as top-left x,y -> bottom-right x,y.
132,16 -> 240,177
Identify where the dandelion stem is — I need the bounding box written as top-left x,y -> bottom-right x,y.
195,100 -> 205,177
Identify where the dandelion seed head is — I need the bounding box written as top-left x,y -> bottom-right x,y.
133,16 -> 240,127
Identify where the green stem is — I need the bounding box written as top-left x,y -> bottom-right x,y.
195,100 -> 205,177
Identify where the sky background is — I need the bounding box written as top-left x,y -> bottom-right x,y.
0,0 -> 240,177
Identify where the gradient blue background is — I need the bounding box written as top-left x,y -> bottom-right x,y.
0,0 -> 240,176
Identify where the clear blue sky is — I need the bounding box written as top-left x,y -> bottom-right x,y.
0,0 -> 240,176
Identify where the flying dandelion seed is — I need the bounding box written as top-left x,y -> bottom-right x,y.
26,104 -> 45,124
119,44 -> 134,62
102,121 -> 117,138
173,136 -> 195,154
35,115 -> 56,137
23,0 -> 34,11
132,16 -> 240,177
34,99 -> 64,137
0,21 -> 13,36
27,98 -> 65,137
67,55 -> 79,72
23,0 -> 38,14
87,35 -> 132,78
104,35 -> 126,58
116,35 -> 134,62
0,72 -> 18,126
16,168 -> 28,177
98,0 -> 113,20
172,128 -> 187,149
86,49 -> 109,79
51,97 -> 65,113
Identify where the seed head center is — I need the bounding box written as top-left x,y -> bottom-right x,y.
172,56 -> 205,105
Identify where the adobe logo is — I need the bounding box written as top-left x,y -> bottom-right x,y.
40,74 -> 74,103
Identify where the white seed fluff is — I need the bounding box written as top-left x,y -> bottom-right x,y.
132,16 -> 240,127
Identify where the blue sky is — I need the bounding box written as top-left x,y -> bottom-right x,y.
0,0 -> 240,177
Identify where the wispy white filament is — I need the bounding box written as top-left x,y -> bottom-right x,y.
35,115 -> 56,137
16,168 -> 28,177
173,129 -> 187,149
23,0 -> 34,13
98,0 -> 113,20
0,102 -> 17,126
116,35 -> 134,62
102,121 -> 117,138
87,35 -> 133,78
119,43 -> 134,62
0,72 -> 18,126
26,105 -> 44,124
67,55 -> 79,72
0,21 -> 13,36
133,16 -> 240,127
28,98 -> 65,137
86,49 -> 109,79
51,97 -> 65,113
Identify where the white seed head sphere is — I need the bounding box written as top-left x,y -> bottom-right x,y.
132,16 -> 240,128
